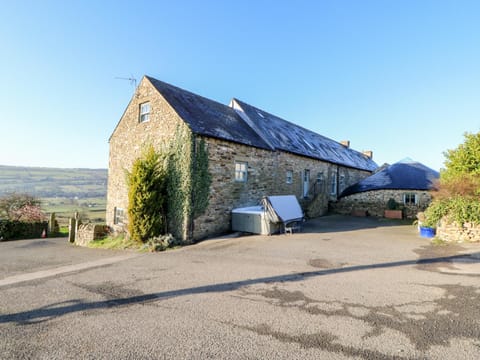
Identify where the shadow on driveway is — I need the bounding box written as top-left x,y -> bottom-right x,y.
2,252 -> 478,325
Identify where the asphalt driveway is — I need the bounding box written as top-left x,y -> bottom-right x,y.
1,215 -> 479,359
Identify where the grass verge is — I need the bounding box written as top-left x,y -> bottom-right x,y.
88,234 -> 142,250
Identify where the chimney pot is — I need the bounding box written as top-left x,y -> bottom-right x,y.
340,140 -> 350,148
363,150 -> 373,159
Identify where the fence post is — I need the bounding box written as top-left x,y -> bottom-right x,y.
68,218 -> 76,243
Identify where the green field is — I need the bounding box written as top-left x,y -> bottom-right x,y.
0,165 -> 107,198
0,165 -> 108,225
41,197 -> 106,225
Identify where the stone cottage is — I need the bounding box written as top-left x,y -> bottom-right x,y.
332,158 -> 439,218
107,75 -> 377,241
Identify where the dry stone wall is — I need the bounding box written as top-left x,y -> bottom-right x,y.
332,189 -> 432,219
437,218 -> 480,243
75,223 -> 109,247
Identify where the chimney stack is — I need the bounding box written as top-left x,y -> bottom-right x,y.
340,140 -> 350,148
363,150 -> 373,159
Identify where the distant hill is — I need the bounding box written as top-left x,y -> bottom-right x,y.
0,165 -> 107,198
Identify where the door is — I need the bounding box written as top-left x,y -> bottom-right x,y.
303,169 -> 310,198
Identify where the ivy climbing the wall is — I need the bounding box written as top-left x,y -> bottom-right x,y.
165,125 -> 211,242
127,124 -> 211,244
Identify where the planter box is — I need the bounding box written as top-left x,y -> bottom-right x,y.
351,209 -> 368,217
420,226 -> 436,238
384,210 -> 403,219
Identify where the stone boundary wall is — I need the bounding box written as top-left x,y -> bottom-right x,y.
75,224 -> 109,247
331,189 -> 432,219
437,219 -> 480,243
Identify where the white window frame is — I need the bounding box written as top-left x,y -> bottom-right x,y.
139,102 -> 151,123
403,193 -> 418,205
235,161 -> 248,182
114,207 -> 125,225
339,174 -> 345,192
286,170 -> 293,184
330,173 -> 337,195
316,172 -> 323,183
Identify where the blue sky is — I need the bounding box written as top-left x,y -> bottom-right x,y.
0,0 -> 479,170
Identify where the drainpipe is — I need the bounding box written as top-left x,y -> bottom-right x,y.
188,136 -> 197,242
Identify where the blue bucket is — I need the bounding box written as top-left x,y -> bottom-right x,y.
420,227 -> 436,238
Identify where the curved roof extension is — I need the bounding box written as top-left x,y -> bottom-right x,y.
340,158 -> 439,197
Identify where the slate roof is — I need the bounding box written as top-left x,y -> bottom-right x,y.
146,76 -> 271,150
232,99 -> 378,172
340,158 -> 439,197
145,76 -> 377,172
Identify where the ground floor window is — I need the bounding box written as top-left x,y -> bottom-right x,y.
330,173 -> 337,195
235,161 -> 248,182
286,170 -> 293,184
403,193 -> 417,205
114,207 -> 125,225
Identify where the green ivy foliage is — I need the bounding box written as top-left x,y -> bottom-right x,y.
127,146 -> 166,243
165,126 -> 211,241
127,126 -> 211,243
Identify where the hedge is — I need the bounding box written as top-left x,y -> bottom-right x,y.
0,220 -> 48,241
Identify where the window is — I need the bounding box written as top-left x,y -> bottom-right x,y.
330,173 -> 337,195
139,102 -> 151,123
235,161 -> 248,182
404,193 -> 417,205
339,174 -> 345,192
286,170 -> 293,184
316,172 -> 324,183
114,207 -> 125,225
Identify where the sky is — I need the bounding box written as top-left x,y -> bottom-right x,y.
0,0 -> 479,171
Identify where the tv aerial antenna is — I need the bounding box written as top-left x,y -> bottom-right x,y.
115,75 -> 137,89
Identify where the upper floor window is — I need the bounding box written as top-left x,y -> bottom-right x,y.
139,102 -> 151,123
286,170 -> 293,184
404,193 -> 418,205
235,161 -> 248,182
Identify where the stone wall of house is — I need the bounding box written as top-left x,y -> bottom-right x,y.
192,138 -> 372,239
108,78 -> 374,241
331,189 -> 432,219
437,219 -> 480,243
107,77 -> 186,232
75,223 -> 109,247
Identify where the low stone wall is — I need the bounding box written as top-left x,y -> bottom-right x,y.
75,224 -> 109,246
331,189 -> 432,219
437,219 -> 480,243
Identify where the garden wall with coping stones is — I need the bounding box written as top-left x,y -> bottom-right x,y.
75,224 -> 109,247
332,189 -> 432,219
436,218 -> 480,243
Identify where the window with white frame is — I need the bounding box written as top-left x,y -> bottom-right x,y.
404,193 -> 417,205
114,207 -> 125,225
286,170 -> 293,184
339,174 -> 345,192
139,102 -> 151,123
316,172 -> 324,183
330,173 -> 337,195
235,161 -> 248,182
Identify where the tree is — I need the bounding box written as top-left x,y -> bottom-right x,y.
436,131 -> 480,198
424,131 -> 480,227
127,146 -> 167,242
0,193 -> 45,222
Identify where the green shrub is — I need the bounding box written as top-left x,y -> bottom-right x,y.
127,146 -> 167,243
424,196 -> 480,228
